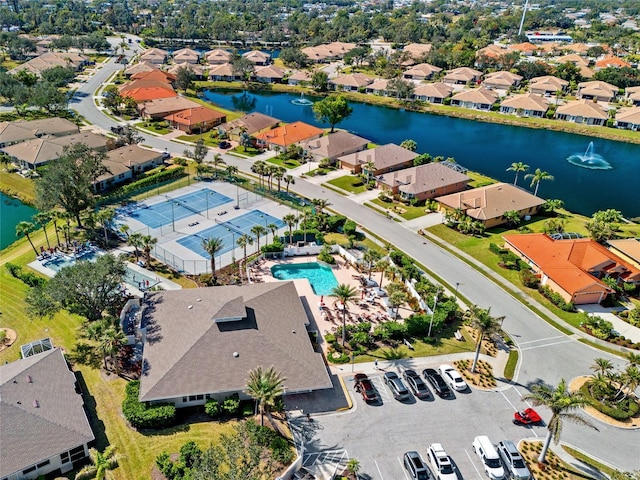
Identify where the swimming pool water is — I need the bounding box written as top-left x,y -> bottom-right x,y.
270,262 -> 338,296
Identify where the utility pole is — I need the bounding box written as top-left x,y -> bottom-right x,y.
518,0 -> 529,36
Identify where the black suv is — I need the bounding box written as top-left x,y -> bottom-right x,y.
403,369 -> 430,399
422,368 -> 452,398
404,451 -> 432,480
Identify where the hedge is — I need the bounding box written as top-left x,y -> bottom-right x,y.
5,263 -> 47,288
580,383 -> 640,421
122,381 -> 176,429
100,166 -> 186,203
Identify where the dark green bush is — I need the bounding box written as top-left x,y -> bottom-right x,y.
270,436 -> 295,464
343,220 -> 357,237
103,166 -> 185,202
261,242 -> 284,253
122,381 -> 176,429
580,383 -> 640,420
489,243 -> 505,255
539,285 -> 575,312
204,398 -> 220,418
325,215 -> 347,232
180,441 -> 202,468
221,393 -> 240,415
5,263 -> 47,287
519,269 -> 540,288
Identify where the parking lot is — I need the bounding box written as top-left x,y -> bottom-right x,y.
297,362 -> 547,480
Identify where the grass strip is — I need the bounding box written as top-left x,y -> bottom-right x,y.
561,445 -> 617,478
504,350 -> 518,381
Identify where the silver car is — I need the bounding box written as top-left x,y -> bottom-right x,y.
383,372 -> 411,401
497,440 -> 531,480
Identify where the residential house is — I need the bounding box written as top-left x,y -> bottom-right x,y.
402,43 -> 432,63
529,75 -> 569,96
94,145 -> 166,191
442,67 -> 483,85
139,96 -> 201,119
555,53 -> 590,67
172,48 -> 200,64
482,71 -> 523,90
254,65 -> 285,83
129,69 -> 176,84
242,50 -> 271,66
300,130 -> 369,162
555,99 -> 608,126
8,51 -> 89,77
220,112 -> 280,141
450,87 -> 498,110
0,348 -> 95,480
329,73 -> 374,92
164,106 -> 227,134
503,234 -> 640,304
167,63 -> 206,80
436,182 -> 545,228
577,80 -> 619,102
614,107 -> 640,131
139,48 -> 168,65
561,43 -> 593,55
124,61 -> 158,78
402,63 -> 441,81
475,44 -> 508,67
138,282 -> 332,406
508,42 -> 539,56
413,82 -> 453,103
594,55 -> 631,70
499,93 -> 549,117
626,86 -> 640,106
205,49 -> 232,65
376,163 -> 471,202
1,132 -> 110,169
287,71 -> 312,85
301,42 -> 357,63
607,238 -> 640,270
120,70 -> 177,103
254,121 -> 323,149
121,86 -> 177,103
0,117 -> 78,148
365,79 -> 390,96
338,143 -> 418,176
208,63 -> 239,82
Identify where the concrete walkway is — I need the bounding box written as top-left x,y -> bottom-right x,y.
579,304 -> 640,343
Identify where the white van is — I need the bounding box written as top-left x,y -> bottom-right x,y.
472,436 -> 505,480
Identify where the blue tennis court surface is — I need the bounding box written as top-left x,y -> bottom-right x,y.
177,211 -> 284,258
122,189 -> 232,228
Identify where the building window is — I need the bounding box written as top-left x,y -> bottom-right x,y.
37,460 -> 50,469
118,173 -> 125,179
196,394 -> 204,400
61,452 -> 70,464
23,466 -> 37,474
189,395 -> 197,401
182,396 -> 187,402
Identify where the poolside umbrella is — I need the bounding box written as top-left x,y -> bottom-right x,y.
320,295 -> 323,302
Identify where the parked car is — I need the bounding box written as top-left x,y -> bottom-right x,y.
353,373 -> 378,403
439,364 -> 468,392
497,440 -> 531,480
218,140 -> 231,149
403,451 -> 432,480
403,369 -> 430,399
383,371 -> 411,401
472,435 -> 505,480
422,368 -> 452,398
427,443 -> 457,480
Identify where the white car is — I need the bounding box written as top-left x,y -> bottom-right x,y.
427,443 -> 457,480
438,364 -> 468,392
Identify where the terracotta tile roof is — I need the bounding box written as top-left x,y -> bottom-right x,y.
139,282 -> 332,402
164,106 -> 226,126
330,73 -> 375,88
615,106 -> 640,124
500,93 -> 549,111
413,82 -> 453,99
123,87 -> 177,103
130,69 -> 176,83
595,55 -> 631,69
509,42 -> 539,53
556,99 -> 608,119
254,121 -> 323,147
377,162 -> 471,195
476,44 -> 507,58
339,143 -> 418,171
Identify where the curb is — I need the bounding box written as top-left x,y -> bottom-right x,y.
336,375 -> 353,412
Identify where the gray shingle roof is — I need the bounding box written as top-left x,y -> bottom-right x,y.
139,282 -> 332,402
301,130 -> 369,160
0,349 -> 94,478
339,143 -> 418,171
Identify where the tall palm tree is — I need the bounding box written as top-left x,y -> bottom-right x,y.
202,236 -> 224,274
363,249 -> 381,280
237,233 -> 254,261
99,327 -> 127,375
267,223 -> 278,244
141,235 -> 158,266
16,221 -> 38,255
283,214 -> 297,245
50,210 -> 62,246
522,379 -> 596,463
33,212 -> 51,249
225,164 -> 238,181
389,291 -> 408,320
284,174 -> 295,193
376,259 -> 390,289
273,166 -> 285,191
525,168 -> 555,196
127,233 -> 143,262
96,208 -> 115,247
299,210 -> 312,244
626,352 -> 640,367
211,153 -> 226,179
75,445 -> 121,480
590,357 -> 614,377
330,283 -> 359,346
250,225 -> 266,252
251,160 -> 267,188
463,305 -> 504,373
118,224 -> 130,239
615,364 -> 640,403
506,162 -> 529,186
246,366 -> 286,427
311,198 -> 331,215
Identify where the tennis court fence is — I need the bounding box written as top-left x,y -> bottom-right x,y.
152,244 -> 211,275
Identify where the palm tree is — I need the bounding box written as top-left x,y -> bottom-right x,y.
75,446 -> 121,480
504,210 -> 521,227
225,164 -> 238,181
311,198 -> 331,215
237,234 -> 253,260
299,210 -> 312,244
50,210 -> 62,246
33,212 -> 51,249
615,364 -> 640,403
330,283 -> 359,347
273,166 -> 285,191
246,366 -> 286,427
267,223 -> 278,244
283,214 -> 297,245
522,379 -> 596,463
626,352 -> 640,367
590,357 -> 614,377
118,224 -> 130,239
128,233 -> 143,262
96,208 -> 115,247
376,259 -> 390,289
16,221 -> 38,255
99,327 -> 126,375
346,458 -> 361,479
506,162 -> 529,186
463,305 -> 504,373
251,160 -> 267,188
388,291 -> 408,320
250,225 -> 266,252
284,174 -> 295,193
525,168 -> 555,196
363,249 -> 381,280
211,153 -> 226,179
141,235 -> 158,266
202,236 -> 224,274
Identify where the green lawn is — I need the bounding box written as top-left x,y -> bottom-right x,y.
267,156 -> 302,169
136,121 -> 171,135
370,198 -> 428,221
466,171 -> 497,188
326,175 -> 367,194
231,146 -> 262,157
0,170 -> 36,205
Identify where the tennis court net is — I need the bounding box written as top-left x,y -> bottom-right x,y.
165,195 -> 204,217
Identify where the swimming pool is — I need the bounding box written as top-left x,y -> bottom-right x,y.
270,262 -> 338,296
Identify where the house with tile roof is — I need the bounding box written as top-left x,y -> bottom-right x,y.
529,75 -> 569,96
364,79 -> 390,96
338,143 -> 418,176
205,49 -> 232,65
301,42 -> 357,63
329,73 -> 375,92
172,48 -> 200,64
555,99 -> 608,126
124,61 -> 158,78
254,121 -> 323,149
413,82 -> 453,103
499,93 -> 549,117
555,53 -> 590,67
0,117 -> 78,148
402,43 -> 432,62
139,47 -> 169,65
138,282 -> 332,406
242,50 -> 271,65
402,63 -> 442,81
0,348 -> 95,480
254,65 -> 285,83
594,55 -> 631,70
164,106 -> 227,134
94,145 -> 166,191
167,62 -> 206,80
450,87 -> 498,111
482,71 -> 523,90
503,234 -> 640,304
436,183 -> 545,228
476,44 -> 507,61
8,51 -> 89,77
300,130 -> 369,162
208,63 -> 239,82
508,42 -> 539,56
614,107 -> 640,131
287,70 -> 313,85
625,85 -> 640,106
129,69 -> 176,84
220,112 -> 281,140
577,80 -> 619,102
607,238 -> 640,270
121,86 -> 177,103
139,96 -> 201,119
442,67 -> 483,85
376,163 -> 471,202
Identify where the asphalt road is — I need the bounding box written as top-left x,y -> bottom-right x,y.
72,50 -> 638,472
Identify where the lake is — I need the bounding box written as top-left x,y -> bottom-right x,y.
0,192 -> 37,251
202,89 -> 640,219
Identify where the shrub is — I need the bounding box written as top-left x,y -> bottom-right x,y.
221,393 -> 240,415
538,285 -> 575,311
122,381 -> 176,429
270,436 -> 295,464
343,220 -> 357,237
318,249 -> 335,264
180,441 -> 202,468
204,398 -> 220,418
489,243 -> 505,255
325,215 -> 346,232
5,263 -> 47,288
262,242 -> 284,253
519,269 -> 540,288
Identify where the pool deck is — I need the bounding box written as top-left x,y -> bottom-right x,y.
256,255 -> 411,346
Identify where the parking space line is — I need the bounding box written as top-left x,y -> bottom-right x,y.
464,449 -> 484,479
517,335 -> 566,345
397,457 -> 410,479
374,459 -> 385,480
499,390 -> 519,411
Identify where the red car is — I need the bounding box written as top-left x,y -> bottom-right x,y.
513,408 -> 542,426
354,373 -> 378,403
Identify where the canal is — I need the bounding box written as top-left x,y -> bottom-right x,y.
202,89 -> 640,219
1,191 -> 37,250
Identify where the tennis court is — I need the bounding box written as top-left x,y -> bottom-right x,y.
124,188 -> 232,229
177,210 -> 284,259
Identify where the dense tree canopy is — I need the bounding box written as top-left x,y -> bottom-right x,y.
312,95 -> 352,133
